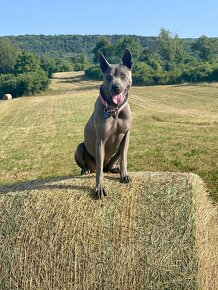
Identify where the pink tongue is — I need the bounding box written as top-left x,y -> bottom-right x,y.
112,93 -> 123,105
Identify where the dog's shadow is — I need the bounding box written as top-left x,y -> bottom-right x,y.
0,174 -> 119,200
0,175 -> 92,198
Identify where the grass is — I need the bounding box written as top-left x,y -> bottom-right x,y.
0,172 -> 217,289
0,71 -> 217,197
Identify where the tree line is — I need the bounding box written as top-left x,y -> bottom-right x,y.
2,34 -> 157,59
86,29 -> 218,85
0,30 -> 218,97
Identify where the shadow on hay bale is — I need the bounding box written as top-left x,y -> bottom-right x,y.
0,172 -> 217,290
3,94 -> 12,100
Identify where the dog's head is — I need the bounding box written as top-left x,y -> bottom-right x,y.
98,49 -> 132,106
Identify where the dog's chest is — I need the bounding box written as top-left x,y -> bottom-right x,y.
106,114 -> 130,136
117,117 -> 130,134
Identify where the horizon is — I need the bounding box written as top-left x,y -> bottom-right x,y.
1,33 -> 217,40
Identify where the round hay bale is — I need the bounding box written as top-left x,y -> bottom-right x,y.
0,172 -> 217,290
3,93 -> 12,100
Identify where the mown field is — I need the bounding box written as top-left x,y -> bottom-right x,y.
0,71 -> 217,197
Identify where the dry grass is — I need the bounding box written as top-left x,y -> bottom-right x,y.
0,172 -> 217,289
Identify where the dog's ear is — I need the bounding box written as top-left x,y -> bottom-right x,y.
122,49 -> 133,70
98,51 -> 110,73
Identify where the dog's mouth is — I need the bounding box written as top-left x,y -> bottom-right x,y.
112,91 -> 127,106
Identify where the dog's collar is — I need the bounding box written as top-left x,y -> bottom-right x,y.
99,93 -> 128,118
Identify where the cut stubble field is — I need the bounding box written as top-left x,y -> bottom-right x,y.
0,71 -> 217,197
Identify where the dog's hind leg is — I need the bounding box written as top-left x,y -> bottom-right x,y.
104,150 -> 121,173
74,143 -> 96,174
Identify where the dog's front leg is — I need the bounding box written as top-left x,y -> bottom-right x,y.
95,139 -> 107,198
120,130 -> 131,183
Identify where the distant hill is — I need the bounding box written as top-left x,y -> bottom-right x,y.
1,34 -> 196,59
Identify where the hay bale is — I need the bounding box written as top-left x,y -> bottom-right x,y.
3,94 -> 12,100
0,172 -> 217,290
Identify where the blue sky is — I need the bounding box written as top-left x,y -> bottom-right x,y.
1,0 -> 218,38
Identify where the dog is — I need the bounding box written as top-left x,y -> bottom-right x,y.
74,49 -> 133,198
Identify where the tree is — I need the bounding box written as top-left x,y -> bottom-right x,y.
40,57 -> 57,78
56,58 -> 73,72
0,50 -> 50,97
0,71 -> 49,97
115,36 -> 142,60
0,39 -> 19,73
71,54 -> 90,71
92,37 -> 112,63
156,28 -> 187,70
139,48 -> 161,70
14,51 -> 41,74
132,62 -> 154,85
191,35 -> 215,61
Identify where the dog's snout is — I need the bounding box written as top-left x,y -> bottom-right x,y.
112,84 -> 120,93
113,84 -> 119,90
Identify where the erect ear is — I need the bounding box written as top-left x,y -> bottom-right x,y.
98,51 -> 110,73
122,49 -> 133,70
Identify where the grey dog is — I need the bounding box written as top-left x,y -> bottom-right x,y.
74,49 -> 133,198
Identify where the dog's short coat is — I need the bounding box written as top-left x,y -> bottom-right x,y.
74,49 -> 133,198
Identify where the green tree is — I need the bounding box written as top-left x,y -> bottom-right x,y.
156,28 -> 187,70
132,62 -> 154,85
0,39 -> 19,73
92,37 -> 112,63
115,36 -> 142,60
0,71 -> 49,97
85,65 -> 102,80
14,51 -> 41,74
191,35 -> 215,61
139,48 -> 161,70
40,57 -> 57,78
56,58 -> 73,72
71,54 -> 90,71
0,50 -> 50,97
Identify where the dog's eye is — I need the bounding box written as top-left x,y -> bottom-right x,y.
120,73 -> 126,79
106,75 -> 112,81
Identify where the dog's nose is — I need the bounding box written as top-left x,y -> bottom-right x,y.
112,84 -> 120,92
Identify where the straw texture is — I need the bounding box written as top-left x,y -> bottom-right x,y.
0,172 -> 217,289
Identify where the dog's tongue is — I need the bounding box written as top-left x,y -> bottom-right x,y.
112,93 -> 124,105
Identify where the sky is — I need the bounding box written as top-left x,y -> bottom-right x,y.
1,0 -> 218,38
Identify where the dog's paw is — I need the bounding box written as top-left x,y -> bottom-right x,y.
120,175 -> 131,184
95,186 -> 107,199
81,168 -> 90,175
